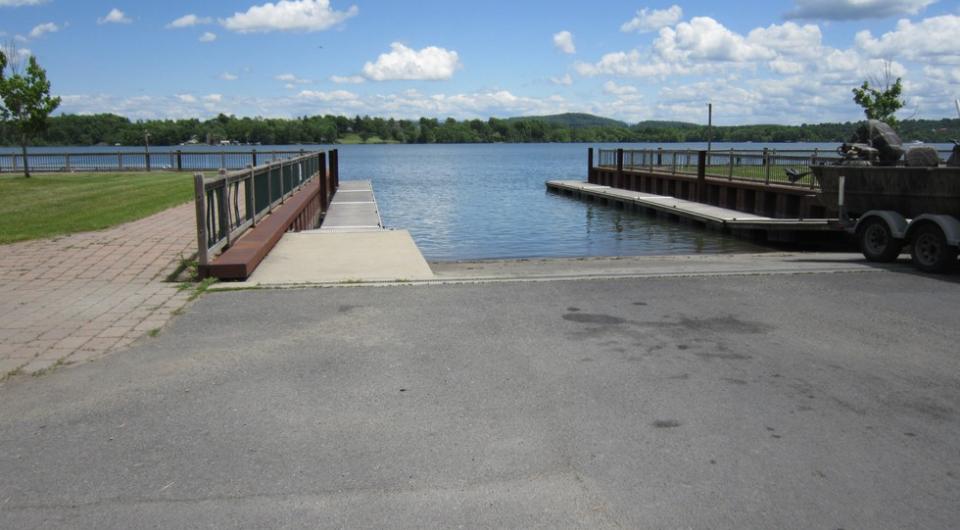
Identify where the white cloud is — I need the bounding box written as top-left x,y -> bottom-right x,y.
98,8 -> 132,25
219,72 -> 239,81
275,73 -> 310,84
553,31 -> 575,54
204,94 -> 223,103
747,22 -> 822,58
199,32 -> 217,42
297,89 -> 359,101
621,5 -> 683,33
28,22 -> 58,38
221,0 -> 358,33
855,15 -> 960,64
575,50 -> 679,77
177,94 -> 197,103
786,0 -> 935,20
331,75 -> 365,84
603,81 -> 638,96
362,43 -> 462,81
550,73 -> 573,86
655,17 -> 775,62
0,0 -> 48,6
168,14 -> 212,28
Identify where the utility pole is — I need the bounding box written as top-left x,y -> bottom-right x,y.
707,102 -> 713,154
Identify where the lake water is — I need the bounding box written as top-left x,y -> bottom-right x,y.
4,142 -> 953,261
337,143 -> 779,261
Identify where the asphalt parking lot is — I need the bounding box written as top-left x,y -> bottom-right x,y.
1,261 -> 958,528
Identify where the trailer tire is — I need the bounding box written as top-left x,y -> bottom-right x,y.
910,223 -> 959,273
857,217 -> 902,262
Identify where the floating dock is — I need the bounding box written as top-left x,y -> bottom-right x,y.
546,180 -> 836,232
311,180 -> 384,233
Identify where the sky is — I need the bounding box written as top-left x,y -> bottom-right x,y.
1,0 -> 959,125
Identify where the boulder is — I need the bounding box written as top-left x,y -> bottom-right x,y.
905,146 -> 941,168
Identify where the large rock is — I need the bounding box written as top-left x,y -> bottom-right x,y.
905,146 -> 941,168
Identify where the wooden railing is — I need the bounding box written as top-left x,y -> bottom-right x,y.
194,149 -> 339,269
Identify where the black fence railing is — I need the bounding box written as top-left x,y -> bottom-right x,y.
0,150 -> 305,173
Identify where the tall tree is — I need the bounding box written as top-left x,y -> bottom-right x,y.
852,62 -> 904,127
0,46 -> 61,177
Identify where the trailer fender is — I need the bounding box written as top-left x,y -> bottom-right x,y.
907,215 -> 960,247
855,211 -> 908,239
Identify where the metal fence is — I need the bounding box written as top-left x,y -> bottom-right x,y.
194,150 -> 333,266
0,150 -> 305,173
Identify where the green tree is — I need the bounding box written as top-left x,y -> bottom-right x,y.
0,49 -> 61,177
852,70 -> 904,127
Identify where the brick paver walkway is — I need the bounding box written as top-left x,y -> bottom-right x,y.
0,203 -> 197,378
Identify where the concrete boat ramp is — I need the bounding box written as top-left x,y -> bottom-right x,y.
222,180 -> 433,287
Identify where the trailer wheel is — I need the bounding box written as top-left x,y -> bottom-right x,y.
910,223 -> 959,273
857,217 -> 902,262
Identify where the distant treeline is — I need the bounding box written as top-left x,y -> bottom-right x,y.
2,112 -> 958,146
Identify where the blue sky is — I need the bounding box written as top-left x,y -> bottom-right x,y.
1,0 -> 959,124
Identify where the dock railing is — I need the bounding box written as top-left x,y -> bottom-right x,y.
598,147 -> 955,190
598,148 -> 824,189
194,149 -> 337,267
0,149 -> 305,173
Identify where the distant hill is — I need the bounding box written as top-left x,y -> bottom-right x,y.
508,113 -> 629,129
634,120 -> 700,129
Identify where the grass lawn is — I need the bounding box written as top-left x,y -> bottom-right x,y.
0,171 -> 194,244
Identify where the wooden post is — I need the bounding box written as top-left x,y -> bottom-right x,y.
330,149 -> 339,190
697,151 -> 707,203
657,148 -> 663,167
252,149 -> 258,167
267,162 -> 274,212
218,169 -> 230,247
587,148 -> 594,184
194,173 -> 209,268
728,148 -> 734,180
615,148 -> 624,189
118,152 -> 123,171
319,152 -> 328,210
248,165 -> 257,227
764,148 -> 771,185
65,153 -> 71,172
176,150 -> 183,171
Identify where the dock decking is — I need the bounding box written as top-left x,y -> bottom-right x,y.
307,180 -> 383,233
546,180 -> 836,232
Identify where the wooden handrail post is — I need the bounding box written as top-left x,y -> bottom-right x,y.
616,148 -> 624,189
247,164 -> 257,226
194,173 -> 209,268
697,150 -> 707,202
587,148 -> 594,183
331,149 -> 339,190
319,152 -> 328,210
251,149 -> 257,167
176,150 -> 182,171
